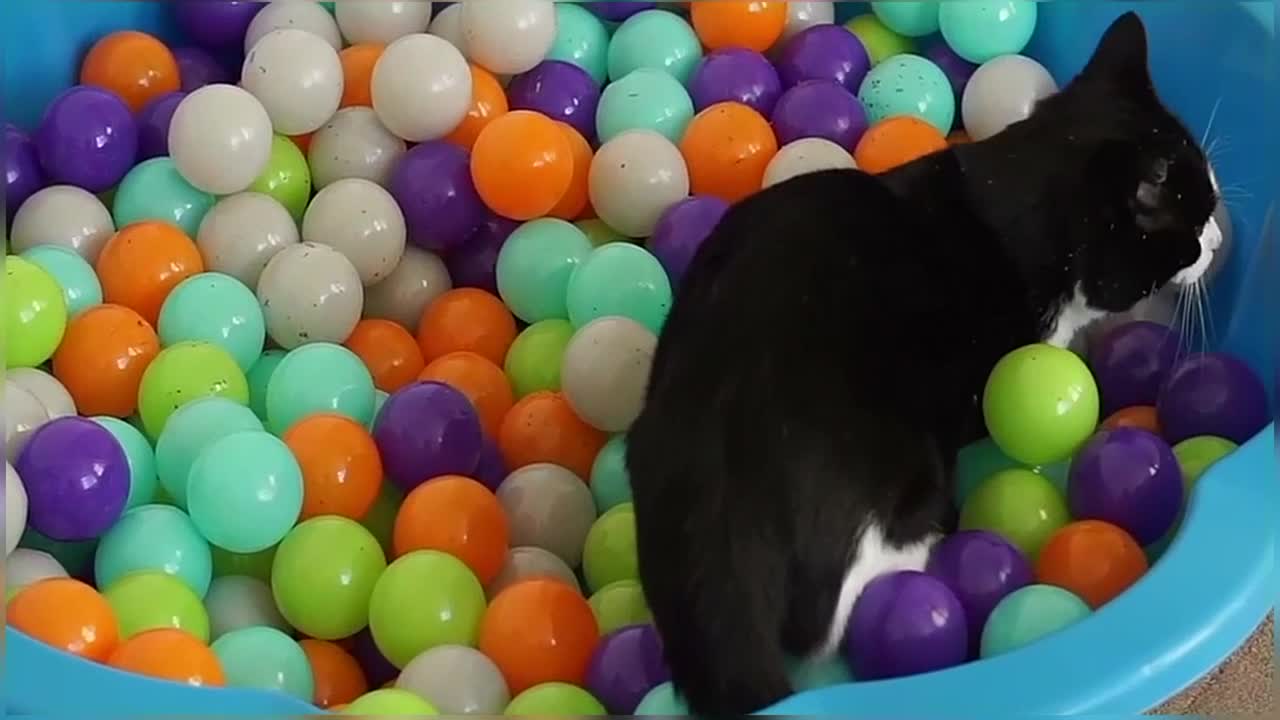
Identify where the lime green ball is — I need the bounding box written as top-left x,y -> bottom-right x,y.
582,504 -> 639,592
137,341 -> 251,440
576,218 -> 631,247
589,578 -> 651,634
343,689 -> 438,715
982,343 -> 1099,466
959,468 -> 1070,560
362,481 -> 403,557
271,516 -> 387,640
4,255 -> 68,368
505,683 -> 606,715
845,14 -> 915,65
249,134 -> 311,222
504,319 -> 575,398
103,570 -> 211,642
246,349 -> 287,421
980,584 -> 1091,658
1173,436 -> 1238,493
212,545 -> 277,582
368,550 -> 487,668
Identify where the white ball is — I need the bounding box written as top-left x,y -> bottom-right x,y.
7,368 -> 76,419
302,178 -> 407,285
10,185 -> 115,263
962,54 -> 1058,142
197,192 -> 301,288
372,33 -> 473,142
308,107 -> 407,189
169,84 -> 274,195
5,462 -> 27,556
763,137 -> 856,188
6,548 -> 67,587
205,575 -> 292,639
243,29 -> 345,136
779,2 -> 835,47
459,0 -> 556,75
336,0 -> 433,44
427,2 -> 467,54
560,316 -> 657,432
5,381 -> 49,464
245,0 -> 343,52
362,245 -> 453,330
257,242 -> 365,348
397,645 -> 511,715
589,130 -> 690,238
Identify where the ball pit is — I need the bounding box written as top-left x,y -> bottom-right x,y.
2,1 -> 1275,717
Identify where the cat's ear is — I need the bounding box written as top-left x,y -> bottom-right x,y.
1081,11 -> 1154,90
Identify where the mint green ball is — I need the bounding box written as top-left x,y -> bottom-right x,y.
496,218 -> 593,324
859,53 -> 955,133
565,243 -> 672,333
113,156 -> 216,238
547,2 -> 611,84
938,0 -> 1038,64
246,349 -> 287,421
155,396 -> 265,507
607,9 -> 702,85
590,435 -> 633,513
980,584 -> 1091,658
787,655 -> 855,690
636,683 -> 690,716
506,683 -> 606,715
982,343 -> 1099,466
158,272 -> 266,372
212,626 -> 314,702
187,430 -> 303,554
95,503 -> 213,597
871,1 -> 941,37
596,68 -> 695,144
264,342 -> 376,435
92,416 -> 158,510
20,245 -> 102,318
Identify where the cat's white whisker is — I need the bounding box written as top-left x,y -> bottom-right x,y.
1201,96 -> 1223,146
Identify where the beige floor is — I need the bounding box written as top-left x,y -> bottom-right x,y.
1152,614 -> 1274,715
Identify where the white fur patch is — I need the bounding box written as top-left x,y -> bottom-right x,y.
1046,285 -> 1106,349
814,522 -> 939,659
1171,215 -> 1222,286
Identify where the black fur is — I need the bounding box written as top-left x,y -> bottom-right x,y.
626,12 -> 1217,715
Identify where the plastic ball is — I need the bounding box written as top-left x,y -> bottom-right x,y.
300,639 -> 368,708
471,110 -> 574,220
506,61 -> 600,143
596,67 -> 695,144
107,628 -> 226,687
924,42 -> 978,100
343,688 -> 438,715
137,340 -> 250,439
210,544 -> 277,584
245,0 -> 342,51
608,9 -> 703,85
776,24 -> 870,93
583,503 -> 639,592
241,29 -> 343,136
168,84 -> 273,195
547,2 -> 610,84
446,214 -> 518,295
5,382 -> 49,463
1157,352 -> 1268,444
338,43 -> 384,108
6,548 -> 69,591
504,319 -> 575,398
787,655 -> 854,691
388,141 -> 485,253
589,130 -> 690,239
548,122 -> 593,221
1101,405 -> 1162,434
924,529 -> 1033,653
961,54 -> 1057,141
690,0 -> 787,53
417,288 -> 518,366
4,124 -> 44,224
444,63 -> 510,150
363,246 -> 453,331
373,381 -> 485,492
309,107 -> 407,190
590,435 -> 633,513
111,157 -> 213,238
585,624 -> 670,714
9,184 -> 116,263
95,503 -> 213,597
265,342 -> 376,434
488,545 -> 582,600
871,1 -> 940,37
681,101 -> 779,202
187,430 -> 304,553
369,549 -> 488,667
589,578 -> 652,634
212,626 -> 314,701
983,343 -> 1099,466
206,575 -> 291,639
154,396 -> 263,507
495,463 -> 596,567
335,0 -> 431,44
764,137 -> 857,186
370,33 -> 471,142
6,463 -> 28,555
50,305 -> 156,418
343,319 -> 424,394
17,416 -> 129,541
7,578 -> 119,661
688,47 -> 782,116
779,2 -> 836,47
131,93 -> 182,159
396,645 -> 511,714
173,46 -> 233,92
172,0 -> 262,50
257,242 -> 365,348
939,0 -> 1038,64
158,272 -> 266,372
858,53 -> 954,132
4,255 -> 68,368
248,133 -> 314,221
393,475 -> 509,584
496,219 -> 593,323
959,468 -> 1070,560
635,682 -> 690,715
195,192 -> 300,288
286,414 -> 385,520
979,583 -> 1091,658
845,570 -> 967,679
506,683 -> 606,715
80,30 -> 179,113
271,516 -> 387,639
771,79 -> 868,151
479,578 -> 601,693
1035,520 -> 1148,608
560,316 -> 657,432
578,217 -> 631,246
8,368 -> 75,420
1173,435 -> 1238,493
460,0 -> 557,75
586,1 -> 655,22
302,178 -> 406,285
854,114 -> 947,173
648,195 -> 728,287
1068,428 -> 1183,545
17,527 -> 98,579
35,86 -> 137,193
499,391 -> 608,480
104,570 -> 210,642
97,220 -> 205,327
419,351 -> 514,437
845,14 -> 915,65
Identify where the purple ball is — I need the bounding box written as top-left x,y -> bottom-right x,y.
5,124 -> 45,223
389,141 -> 486,252
586,2 -> 656,21
173,0 -> 264,49
776,24 -> 871,93
924,43 -> 978,101
15,417 -> 130,542
648,195 -> 728,286
35,86 -> 138,193
844,570 -> 968,680
1089,320 -> 1179,416
446,213 -> 519,295
585,624 -> 671,714
771,79 -> 868,150
1068,427 -> 1184,545
136,92 -> 187,160
924,530 -> 1033,657
472,436 -> 510,493
506,60 -> 602,143
1157,352 -> 1269,444
349,628 -> 400,687
372,381 -> 484,492
687,48 -> 783,115
172,46 -> 233,92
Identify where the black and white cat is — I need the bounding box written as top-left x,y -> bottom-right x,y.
626,12 -> 1221,715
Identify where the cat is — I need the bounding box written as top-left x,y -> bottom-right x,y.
625,11 -> 1221,715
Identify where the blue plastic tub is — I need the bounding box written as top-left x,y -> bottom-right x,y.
3,1 -> 1276,716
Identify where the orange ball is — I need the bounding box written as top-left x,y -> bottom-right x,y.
291,132 -> 315,154
690,1 -> 787,53
339,43 -> 384,108
416,288 -> 518,367
283,413 -> 385,521
478,579 -> 600,694
96,221 -> 205,326
7,578 -> 119,662
1101,405 -> 1162,435
345,318 -> 426,393
498,391 -> 606,480
854,116 -> 948,174
1035,520 -> 1149,609
680,102 -> 778,203
470,110 -> 574,220
52,304 -> 160,417
418,351 -> 514,438
948,130 -> 972,145
393,475 -> 509,585
444,64 -> 509,151
107,629 -> 226,686
547,122 -> 593,221
301,638 -> 369,708
80,30 -> 180,113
